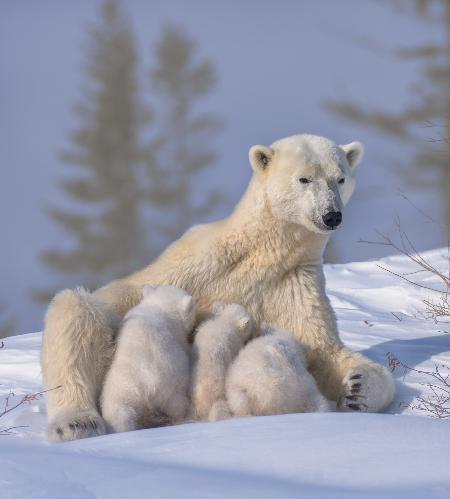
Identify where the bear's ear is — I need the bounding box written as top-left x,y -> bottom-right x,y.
142,284 -> 156,298
249,145 -> 274,173
340,141 -> 364,171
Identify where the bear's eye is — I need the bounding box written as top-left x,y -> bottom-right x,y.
338,178 -> 345,185
299,178 -> 312,184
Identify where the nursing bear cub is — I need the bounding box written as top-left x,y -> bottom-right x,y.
226,323 -> 331,417
101,286 -> 329,433
190,302 -> 255,421
101,285 -> 195,432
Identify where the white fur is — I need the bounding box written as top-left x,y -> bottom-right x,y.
226,325 -> 331,417
190,303 -> 254,421
100,285 -> 196,433
41,134 -> 394,442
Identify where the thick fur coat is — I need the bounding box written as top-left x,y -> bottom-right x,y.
42,134 -> 395,442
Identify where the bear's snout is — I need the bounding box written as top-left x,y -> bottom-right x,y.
322,211 -> 342,229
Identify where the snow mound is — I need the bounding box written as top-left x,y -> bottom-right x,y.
0,248 -> 449,498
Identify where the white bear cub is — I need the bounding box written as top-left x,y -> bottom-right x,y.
226,324 -> 330,417
101,285 -> 195,433
190,303 -> 254,421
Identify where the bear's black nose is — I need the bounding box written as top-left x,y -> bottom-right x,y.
322,211 -> 342,229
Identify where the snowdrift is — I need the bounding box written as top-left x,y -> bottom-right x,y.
1,248 -> 449,498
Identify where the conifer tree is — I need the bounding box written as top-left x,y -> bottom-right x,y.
146,25 -> 223,241
326,0 -> 450,225
35,0 -> 149,302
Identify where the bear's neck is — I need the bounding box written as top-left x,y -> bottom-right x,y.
223,176 -> 329,268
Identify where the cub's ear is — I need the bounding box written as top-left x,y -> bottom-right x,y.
180,295 -> 195,316
340,141 -> 364,171
249,145 -> 274,173
298,343 -> 311,365
211,302 -> 225,314
259,322 -> 275,336
142,284 -> 156,297
236,315 -> 252,333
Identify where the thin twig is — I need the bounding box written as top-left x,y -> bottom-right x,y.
376,264 -> 444,293
391,312 -> 402,322
0,425 -> 28,436
0,386 -> 61,419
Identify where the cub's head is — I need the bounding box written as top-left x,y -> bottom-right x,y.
211,302 -> 255,341
249,134 -> 363,234
142,284 -> 196,331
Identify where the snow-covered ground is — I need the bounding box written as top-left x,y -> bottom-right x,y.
1,248 -> 449,498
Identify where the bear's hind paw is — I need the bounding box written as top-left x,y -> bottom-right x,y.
47,409 -> 106,442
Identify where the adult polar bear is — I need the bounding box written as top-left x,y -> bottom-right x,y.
42,134 -> 394,442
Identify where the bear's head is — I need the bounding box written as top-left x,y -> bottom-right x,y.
249,134 -> 363,234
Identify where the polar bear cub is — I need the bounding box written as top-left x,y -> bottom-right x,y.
190,303 -> 254,421
101,285 -> 196,433
226,324 -> 331,417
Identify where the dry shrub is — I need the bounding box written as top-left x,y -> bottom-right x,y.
387,352 -> 450,419
360,215 -> 449,324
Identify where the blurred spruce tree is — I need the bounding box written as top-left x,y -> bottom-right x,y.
34,0 -> 150,302
34,4 -> 223,303
326,0 -> 450,226
146,25 -> 223,241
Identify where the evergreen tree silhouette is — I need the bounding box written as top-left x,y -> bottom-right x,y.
326,0 -> 450,225
147,25 -> 223,241
34,0 -> 150,302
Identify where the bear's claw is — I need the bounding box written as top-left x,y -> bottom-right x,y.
350,383 -> 361,393
338,371 -> 370,412
345,394 -> 365,402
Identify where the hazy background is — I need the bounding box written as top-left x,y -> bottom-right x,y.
1,0 -> 448,335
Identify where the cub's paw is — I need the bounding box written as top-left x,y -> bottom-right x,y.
337,364 -> 395,413
47,409 -> 106,442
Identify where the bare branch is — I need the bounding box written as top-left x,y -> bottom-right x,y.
387,352 -> 450,419
360,205 -> 449,323
0,386 -> 61,436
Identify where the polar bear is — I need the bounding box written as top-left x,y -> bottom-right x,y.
190,302 -> 254,421
100,285 -> 195,434
42,134 -> 395,442
226,323 -> 331,418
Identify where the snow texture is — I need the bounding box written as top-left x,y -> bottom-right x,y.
1,248 -> 449,498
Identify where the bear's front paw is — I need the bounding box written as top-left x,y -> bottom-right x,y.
337,372 -> 368,412
337,364 -> 395,413
47,409 -> 106,443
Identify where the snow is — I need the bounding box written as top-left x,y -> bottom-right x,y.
1,248 -> 449,498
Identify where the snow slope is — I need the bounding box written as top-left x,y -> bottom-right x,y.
1,249 -> 449,498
